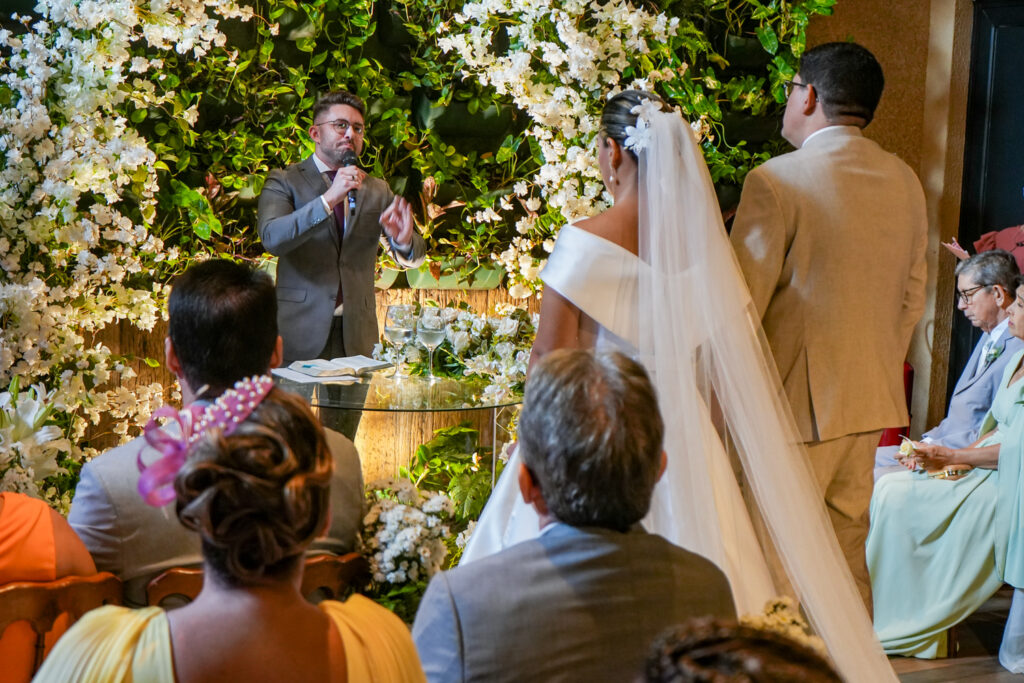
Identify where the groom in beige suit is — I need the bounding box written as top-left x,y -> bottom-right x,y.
730,42 -> 927,608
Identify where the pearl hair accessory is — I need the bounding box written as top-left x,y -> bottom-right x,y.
137,375 -> 275,507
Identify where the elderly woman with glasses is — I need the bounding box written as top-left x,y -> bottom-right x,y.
869,273 -> 1024,672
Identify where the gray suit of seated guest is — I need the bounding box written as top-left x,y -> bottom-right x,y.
876,250 -> 1022,479
412,350 -> 736,683
69,261 -> 363,606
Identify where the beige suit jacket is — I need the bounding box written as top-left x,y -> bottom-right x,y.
730,126 -> 927,442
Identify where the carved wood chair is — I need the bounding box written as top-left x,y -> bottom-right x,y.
146,552 -> 369,607
145,565 -> 203,607
301,552 -> 369,601
0,572 -> 123,674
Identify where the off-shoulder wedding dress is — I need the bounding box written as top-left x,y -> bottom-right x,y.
461,108 -> 896,682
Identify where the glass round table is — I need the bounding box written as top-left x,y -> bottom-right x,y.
274,371 -> 521,481
275,371 -> 521,412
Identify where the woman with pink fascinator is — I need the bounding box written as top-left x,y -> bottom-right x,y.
36,379 -> 424,683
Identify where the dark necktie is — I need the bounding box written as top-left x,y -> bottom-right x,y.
324,169 -> 348,240
325,170 -> 345,306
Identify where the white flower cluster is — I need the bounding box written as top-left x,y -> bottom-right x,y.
0,0 -> 247,503
376,304 -> 536,403
454,519 -> 476,550
622,98 -> 664,153
740,597 -> 827,655
362,478 -> 453,585
439,0 -> 681,296
0,380 -> 71,506
451,305 -> 535,402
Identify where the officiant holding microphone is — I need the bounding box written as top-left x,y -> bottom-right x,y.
258,90 -> 426,363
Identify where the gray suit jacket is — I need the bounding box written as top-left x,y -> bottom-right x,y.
925,329 -> 1023,448
68,426 -> 363,606
257,156 -> 426,360
412,524 -> 736,682
731,126 -> 928,442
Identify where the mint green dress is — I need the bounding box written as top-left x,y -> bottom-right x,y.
868,349 -> 1024,658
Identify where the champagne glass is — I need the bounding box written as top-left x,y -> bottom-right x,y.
418,311 -> 446,381
384,304 -> 416,378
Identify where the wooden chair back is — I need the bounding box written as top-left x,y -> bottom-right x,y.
146,552 -> 369,607
145,566 -> 204,607
301,552 -> 368,601
0,572 -> 123,674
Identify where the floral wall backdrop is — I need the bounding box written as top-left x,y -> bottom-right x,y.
0,0 -> 255,508
0,0 -> 834,508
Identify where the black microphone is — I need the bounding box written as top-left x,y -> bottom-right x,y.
339,149 -> 359,214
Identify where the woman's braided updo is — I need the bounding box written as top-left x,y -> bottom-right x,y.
174,387 -> 333,585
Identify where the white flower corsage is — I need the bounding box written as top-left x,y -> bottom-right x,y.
985,344 -> 1003,365
622,117 -> 650,153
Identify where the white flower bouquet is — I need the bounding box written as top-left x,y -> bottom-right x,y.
361,477 -> 454,621
374,302 -> 537,403
0,378 -> 72,506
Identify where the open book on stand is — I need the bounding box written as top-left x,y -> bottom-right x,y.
287,355 -> 391,378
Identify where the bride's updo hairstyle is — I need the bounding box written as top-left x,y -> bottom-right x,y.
174,387 -> 332,585
600,89 -> 671,159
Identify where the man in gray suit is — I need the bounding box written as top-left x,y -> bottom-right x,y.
876,250 -> 1022,478
258,90 -> 426,361
412,350 -> 736,682
69,261 -> 364,606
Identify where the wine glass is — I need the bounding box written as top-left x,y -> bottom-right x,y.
384,304 -> 416,378
418,310 -> 446,381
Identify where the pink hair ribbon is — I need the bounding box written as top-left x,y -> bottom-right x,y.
137,375 -> 275,507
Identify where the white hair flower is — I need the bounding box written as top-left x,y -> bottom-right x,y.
622,116 -> 650,153
623,98 -> 663,153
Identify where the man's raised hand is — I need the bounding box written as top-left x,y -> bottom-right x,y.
380,196 -> 414,247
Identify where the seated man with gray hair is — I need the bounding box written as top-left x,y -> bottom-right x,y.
412,349 -> 736,682
876,249 -> 1022,478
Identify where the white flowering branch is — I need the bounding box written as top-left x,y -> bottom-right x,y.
438,0 -> 694,298
0,0 -> 250,506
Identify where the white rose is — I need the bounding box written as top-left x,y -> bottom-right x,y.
494,317 -> 519,338
448,330 -> 470,355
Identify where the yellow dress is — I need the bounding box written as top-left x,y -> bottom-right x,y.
33,595 -> 425,682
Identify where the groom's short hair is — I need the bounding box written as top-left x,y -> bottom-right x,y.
518,349 -> 664,531
799,42 -> 884,125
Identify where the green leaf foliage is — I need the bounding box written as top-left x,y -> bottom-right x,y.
400,421 -> 502,525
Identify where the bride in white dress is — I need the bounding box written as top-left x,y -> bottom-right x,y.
462,91 -> 895,681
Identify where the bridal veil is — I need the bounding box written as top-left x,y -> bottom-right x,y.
637,107 -> 894,680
